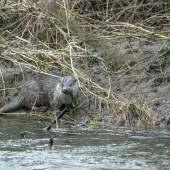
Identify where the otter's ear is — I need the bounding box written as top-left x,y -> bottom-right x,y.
59,79 -> 61,82
74,79 -> 77,82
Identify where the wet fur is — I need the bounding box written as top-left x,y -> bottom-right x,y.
0,74 -> 78,113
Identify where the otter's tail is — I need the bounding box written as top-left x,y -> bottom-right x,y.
0,99 -> 22,113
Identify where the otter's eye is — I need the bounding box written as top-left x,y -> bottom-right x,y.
70,84 -> 72,86
62,84 -> 64,87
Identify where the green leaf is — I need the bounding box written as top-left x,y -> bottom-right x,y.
77,95 -> 80,110
92,116 -> 97,122
66,112 -> 73,115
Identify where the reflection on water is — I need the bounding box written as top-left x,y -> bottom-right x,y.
0,115 -> 170,170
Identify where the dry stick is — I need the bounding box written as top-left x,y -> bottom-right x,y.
68,44 -> 90,107
70,0 -> 78,12
106,0 -> 109,19
19,15 -> 33,44
124,35 -> 139,61
138,0 -> 161,23
130,0 -> 138,22
53,111 -> 58,130
114,0 -> 135,22
5,16 -> 27,39
95,0 -> 104,22
26,28 -> 63,59
0,67 -> 5,102
130,35 -> 170,101
24,134 -> 33,151
118,22 -> 168,39
147,94 -> 170,104
17,28 -> 96,60
63,0 -> 69,36
82,84 -> 122,106
70,50 -> 87,97
94,96 -> 96,116
56,28 -> 58,45
87,5 -> 135,38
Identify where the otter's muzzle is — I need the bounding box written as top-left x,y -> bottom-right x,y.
62,87 -> 70,95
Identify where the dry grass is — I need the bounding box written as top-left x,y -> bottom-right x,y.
1,0 -> 170,126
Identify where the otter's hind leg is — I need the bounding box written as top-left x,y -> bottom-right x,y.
21,79 -> 43,110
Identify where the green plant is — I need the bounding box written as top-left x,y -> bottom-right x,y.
91,116 -> 98,124
65,112 -> 73,115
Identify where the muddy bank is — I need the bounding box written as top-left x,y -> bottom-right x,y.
1,37 -> 170,128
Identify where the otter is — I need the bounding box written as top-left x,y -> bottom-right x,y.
0,73 -> 79,114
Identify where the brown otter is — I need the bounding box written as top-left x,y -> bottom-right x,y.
0,73 -> 79,114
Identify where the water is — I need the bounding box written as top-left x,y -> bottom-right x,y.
0,115 -> 170,170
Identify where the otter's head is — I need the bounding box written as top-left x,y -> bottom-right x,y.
59,76 -> 77,95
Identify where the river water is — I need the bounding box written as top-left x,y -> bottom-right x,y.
0,115 -> 170,170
